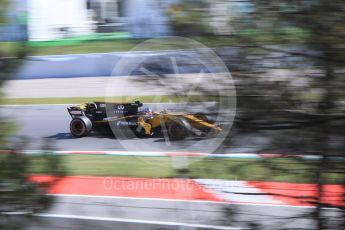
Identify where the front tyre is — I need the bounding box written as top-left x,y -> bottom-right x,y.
167,118 -> 191,141
70,117 -> 92,137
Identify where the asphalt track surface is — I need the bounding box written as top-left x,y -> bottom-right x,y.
2,104 -> 267,153
19,196 -> 342,230
2,105 -> 343,229
1,104 -> 254,153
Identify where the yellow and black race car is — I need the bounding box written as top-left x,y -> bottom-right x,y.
67,101 -> 221,140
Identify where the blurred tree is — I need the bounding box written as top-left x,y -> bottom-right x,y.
166,0 -> 212,35
0,1 -> 65,229
231,0 -> 345,152
226,1 -> 345,229
165,0 -> 345,229
0,0 -> 8,24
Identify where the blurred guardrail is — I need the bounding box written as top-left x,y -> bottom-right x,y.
15,48 -> 240,79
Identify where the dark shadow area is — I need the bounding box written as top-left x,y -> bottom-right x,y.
153,137 -> 206,143
45,133 -> 74,140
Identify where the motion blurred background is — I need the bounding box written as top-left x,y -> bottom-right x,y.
0,0 -> 344,229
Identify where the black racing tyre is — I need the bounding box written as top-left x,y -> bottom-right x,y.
70,118 -> 92,137
194,112 -> 214,124
167,118 -> 191,141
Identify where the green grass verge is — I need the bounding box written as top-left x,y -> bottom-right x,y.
28,39 -> 144,56
26,32 -> 131,47
2,95 -> 222,105
0,37 -> 237,56
28,155 -> 344,184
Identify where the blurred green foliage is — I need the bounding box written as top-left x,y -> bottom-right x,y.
0,1 -> 65,229
167,0 -> 211,35
0,0 -> 9,24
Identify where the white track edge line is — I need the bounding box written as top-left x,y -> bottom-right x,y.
49,194 -> 230,204
35,213 -> 242,230
49,194 -> 340,210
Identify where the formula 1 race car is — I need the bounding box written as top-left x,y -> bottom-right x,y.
67,101 -> 222,140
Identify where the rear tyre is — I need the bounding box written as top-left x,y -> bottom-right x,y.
70,118 -> 92,137
167,119 -> 190,141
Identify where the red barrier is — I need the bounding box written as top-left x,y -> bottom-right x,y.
247,181 -> 345,207
29,175 -> 224,202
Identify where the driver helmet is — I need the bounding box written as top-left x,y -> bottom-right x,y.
141,107 -> 152,115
